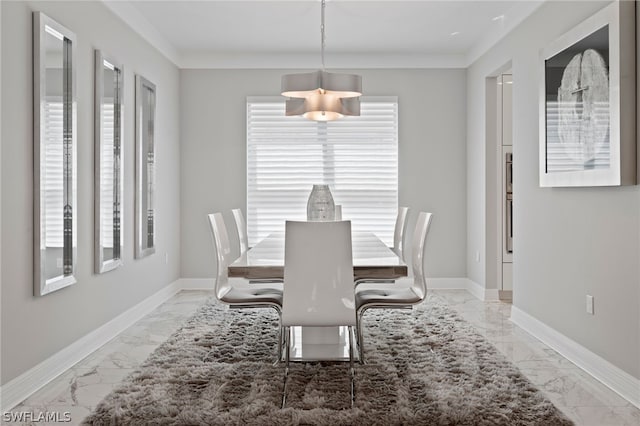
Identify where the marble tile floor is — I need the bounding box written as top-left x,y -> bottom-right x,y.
5,289 -> 640,425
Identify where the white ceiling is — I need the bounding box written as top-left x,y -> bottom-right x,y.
103,0 -> 544,68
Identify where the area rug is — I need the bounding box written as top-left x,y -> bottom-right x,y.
83,296 -> 573,425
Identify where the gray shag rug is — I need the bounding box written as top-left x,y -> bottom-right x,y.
83,297 -> 573,425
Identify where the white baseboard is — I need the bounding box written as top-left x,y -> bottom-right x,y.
464,278 -> 484,300
427,278 -> 499,301
510,306 -> 640,409
428,278 -> 499,301
498,290 -> 513,301
428,277 -> 468,290
465,279 -> 500,301
176,278 -> 215,290
0,279 -> 184,412
483,288 -> 500,301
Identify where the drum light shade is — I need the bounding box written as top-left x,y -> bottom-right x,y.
281,1 -> 362,121
281,70 -> 362,98
285,94 -> 361,121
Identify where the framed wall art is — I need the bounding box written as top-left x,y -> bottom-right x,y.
94,49 -> 124,273
539,1 -> 635,187
33,12 -> 78,296
135,74 -> 156,258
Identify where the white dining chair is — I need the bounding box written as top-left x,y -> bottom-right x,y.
392,206 -> 410,262
356,206 -> 410,286
231,208 -> 282,285
355,211 -> 433,364
207,213 -> 284,362
281,220 -> 357,408
231,208 -> 249,255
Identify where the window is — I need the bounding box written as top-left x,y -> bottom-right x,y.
246,96 -> 398,246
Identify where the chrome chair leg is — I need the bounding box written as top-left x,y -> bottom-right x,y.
281,326 -> 290,409
356,309 -> 366,364
274,323 -> 283,366
274,307 -> 283,365
348,326 -> 355,408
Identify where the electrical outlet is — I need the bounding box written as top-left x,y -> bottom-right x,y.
165,252 -> 169,265
475,251 -> 480,262
56,258 -> 63,268
586,295 -> 594,315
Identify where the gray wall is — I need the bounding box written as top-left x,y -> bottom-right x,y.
1,1 -> 181,384
467,0 -> 639,378
0,4 -> 3,362
180,69 -> 467,280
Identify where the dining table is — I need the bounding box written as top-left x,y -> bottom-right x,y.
228,231 -> 407,281
228,231 -> 408,361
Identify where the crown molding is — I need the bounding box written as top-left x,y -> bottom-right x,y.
101,0 -> 182,66
179,52 -> 468,69
103,0 -> 544,70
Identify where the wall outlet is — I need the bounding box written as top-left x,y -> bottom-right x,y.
475,251 -> 480,262
586,295 -> 594,315
56,258 -> 63,268
165,252 -> 169,265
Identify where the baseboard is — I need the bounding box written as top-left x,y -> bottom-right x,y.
498,290 -> 513,301
176,278 -> 215,290
465,279 -> 500,301
428,277 -> 468,290
428,278 -> 499,302
482,288 -> 500,301
510,306 -> 640,409
0,279 -> 183,412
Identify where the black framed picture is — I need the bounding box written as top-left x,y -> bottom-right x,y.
539,1 -> 636,187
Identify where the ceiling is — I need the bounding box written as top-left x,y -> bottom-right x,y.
103,0 -> 544,69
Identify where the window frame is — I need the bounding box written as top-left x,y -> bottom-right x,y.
246,96 -> 399,246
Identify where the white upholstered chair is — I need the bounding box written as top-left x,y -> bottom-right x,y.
207,213 -> 284,361
281,220 -> 357,408
231,208 -> 249,255
355,211 -> 433,363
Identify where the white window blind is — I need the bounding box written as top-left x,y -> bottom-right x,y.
44,100 -> 64,247
246,96 -> 398,247
100,104 -> 115,248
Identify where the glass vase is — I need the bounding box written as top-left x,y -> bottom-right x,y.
307,184 -> 335,221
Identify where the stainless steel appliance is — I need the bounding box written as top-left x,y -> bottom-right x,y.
505,152 -> 513,253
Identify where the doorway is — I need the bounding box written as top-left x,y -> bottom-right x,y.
497,73 -> 513,301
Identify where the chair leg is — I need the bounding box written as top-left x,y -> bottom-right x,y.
356,309 -> 366,364
274,323 -> 283,365
273,308 -> 283,365
281,326 -> 290,409
348,326 -> 355,408
280,326 -> 286,361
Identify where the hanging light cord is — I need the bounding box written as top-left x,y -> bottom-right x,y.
320,0 -> 326,71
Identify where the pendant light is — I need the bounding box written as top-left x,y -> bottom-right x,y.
281,0 -> 362,121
